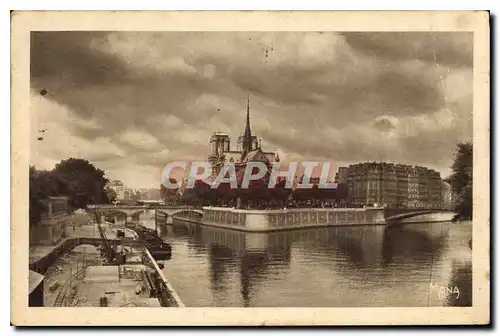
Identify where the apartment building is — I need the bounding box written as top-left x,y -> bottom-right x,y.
347,162 -> 442,208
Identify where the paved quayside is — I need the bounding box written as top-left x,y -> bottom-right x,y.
29,221 -> 184,307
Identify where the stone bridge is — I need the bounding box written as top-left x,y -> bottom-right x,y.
384,208 -> 450,224
87,205 -> 203,223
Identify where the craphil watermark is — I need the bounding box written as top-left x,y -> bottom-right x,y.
161,161 -> 338,189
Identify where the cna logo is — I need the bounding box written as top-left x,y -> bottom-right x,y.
161,161 -> 338,190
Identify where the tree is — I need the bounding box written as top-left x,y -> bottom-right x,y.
52,158 -> 109,209
105,187 -> 117,204
335,183 -> 349,202
129,190 -> 142,204
30,159 -> 113,228
29,167 -> 48,228
29,166 -> 68,227
161,178 -> 180,205
269,178 -> 292,208
180,180 -> 208,206
448,142 -> 473,220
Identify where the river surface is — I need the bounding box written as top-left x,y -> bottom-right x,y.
137,212 -> 472,307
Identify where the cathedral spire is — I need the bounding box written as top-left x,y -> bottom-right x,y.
243,94 -> 253,153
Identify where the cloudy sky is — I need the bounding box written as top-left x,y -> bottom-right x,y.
30,31 -> 473,188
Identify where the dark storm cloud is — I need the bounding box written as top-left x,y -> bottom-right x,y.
398,126 -> 471,168
341,32 -> 473,68
229,66 -> 327,105
30,31 -> 473,186
367,66 -> 445,114
31,32 -> 129,89
225,45 -> 446,125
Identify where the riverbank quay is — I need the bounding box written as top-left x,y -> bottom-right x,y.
29,223 -> 136,266
39,244 -> 184,307
172,207 -> 455,232
29,223 -> 185,307
41,244 -> 101,307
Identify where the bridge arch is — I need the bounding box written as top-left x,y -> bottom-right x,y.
153,209 -> 203,218
171,209 -> 203,216
90,208 -> 147,217
386,210 -> 437,221
105,210 -> 128,217
385,209 -> 452,227
128,210 -> 147,217
89,205 -> 204,224
171,209 -> 203,222
155,210 -> 170,217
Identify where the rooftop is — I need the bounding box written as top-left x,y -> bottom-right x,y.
211,132 -> 230,137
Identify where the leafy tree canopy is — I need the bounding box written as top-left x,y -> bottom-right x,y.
30,158 -> 112,227
448,142 -> 473,221
105,187 -> 117,204
53,158 -> 109,209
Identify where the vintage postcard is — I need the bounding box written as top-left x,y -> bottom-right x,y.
11,11 -> 489,326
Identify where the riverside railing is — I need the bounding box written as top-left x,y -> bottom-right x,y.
141,248 -> 185,307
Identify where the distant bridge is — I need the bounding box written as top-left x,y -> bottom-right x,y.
384,208 -> 452,224
88,205 -> 203,223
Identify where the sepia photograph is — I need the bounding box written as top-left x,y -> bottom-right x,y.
11,11 -> 490,326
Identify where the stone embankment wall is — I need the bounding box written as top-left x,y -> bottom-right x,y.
174,207 -> 387,232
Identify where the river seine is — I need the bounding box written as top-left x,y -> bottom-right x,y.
139,214 -> 472,307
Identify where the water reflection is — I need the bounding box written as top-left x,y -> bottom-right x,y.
382,224 -> 449,267
197,227 -> 293,306
208,244 -> 236,299
135,213 -> 473,307
446,260 -> 473,306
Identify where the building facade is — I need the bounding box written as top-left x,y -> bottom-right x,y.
107,180 -> 125,200
30,196 -> 70,245
441,181 -> 453,209
334,167 -> 349,184
407,166 -> 420,208
347,162 -> 442,208
123,189 -> 131,201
